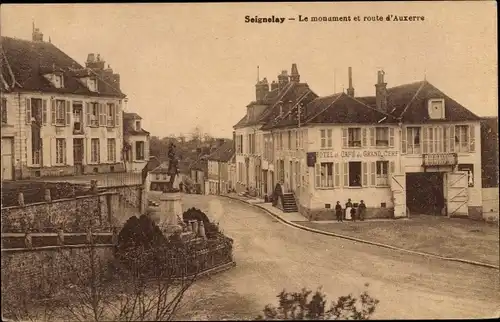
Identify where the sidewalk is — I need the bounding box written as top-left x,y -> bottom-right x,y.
224,194 -> 499,269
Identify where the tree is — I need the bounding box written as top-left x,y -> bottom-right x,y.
190,126 -> 203,143
256,286 -> 379,320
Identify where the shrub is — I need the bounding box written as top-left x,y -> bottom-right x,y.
257,286 -> 379,320
182,207 -> 210,226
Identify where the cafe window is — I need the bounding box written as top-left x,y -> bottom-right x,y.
320,129 -> 333,148
406,127 -> 421,154
348,128 -> 361,147
315,162 -> 338,188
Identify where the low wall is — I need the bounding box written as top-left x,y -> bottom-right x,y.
482,187 -> 499,222
99,184 -> 146,226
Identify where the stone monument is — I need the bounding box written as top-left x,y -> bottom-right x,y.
149,143 -> 184,235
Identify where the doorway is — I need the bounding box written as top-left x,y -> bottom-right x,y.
406,172 -> 445,215
73,138 -> 84,175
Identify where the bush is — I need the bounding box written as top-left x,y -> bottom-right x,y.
257,286 -> 379,320
182,207 -> 210,226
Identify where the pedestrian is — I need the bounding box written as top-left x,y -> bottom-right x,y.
350,206 -> 357,222
345,198 -> 353,221
358,200 -> 367,221
335,201 -> 343,222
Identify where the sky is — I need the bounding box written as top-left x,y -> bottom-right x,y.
1,2 -> 497,139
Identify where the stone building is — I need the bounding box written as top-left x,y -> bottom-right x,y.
233,65 -> 485,220
207,139 -> 235,195
1,25 -> 126,180
123,112 -> 150,172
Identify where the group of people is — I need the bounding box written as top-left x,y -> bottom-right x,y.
334,199 -> 366,222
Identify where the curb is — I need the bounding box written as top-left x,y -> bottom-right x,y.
223,195 -> 499,270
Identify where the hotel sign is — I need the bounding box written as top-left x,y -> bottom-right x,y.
316,150 -> 399,159
422,153 -> 458,167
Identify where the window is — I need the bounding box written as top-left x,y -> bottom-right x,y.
107,139 -> 116,162
135,120 -> 141,131
348,161 -> 362,187
288,131 -> 292,150
348,128 -> 361,147
316,162 -> 333,188
376,161 -> 389,186
1,98 -> 6,124
106,103 -> 115,127
455,125 -> 469,153
56,138 -> 66,164
53,74 -> 63,88
428,99 -> 445,119
136,141 -> 145,160
279,132 -> 283,150
320,129 -> 333,148
375,127 -> 389,147
54,100 -> 65,125
89,102 -> 99,127
87,78 -> 97,92
406,127 -> 421,154
91,139 -> 100,163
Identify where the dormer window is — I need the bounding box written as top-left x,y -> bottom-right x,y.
54,74 -> 64,88
87,78 -> 98,92
135,120 -> 141,131
428,99 -> 445,119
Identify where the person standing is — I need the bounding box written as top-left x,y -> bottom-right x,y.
350,206 -> 357,222
345,198 -> 353,220
335,201 -> 343,222
358,200 -> 367,221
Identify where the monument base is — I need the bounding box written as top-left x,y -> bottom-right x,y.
150,191 -> 183,235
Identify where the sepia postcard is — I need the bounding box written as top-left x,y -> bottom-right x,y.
1,2 -> 498,321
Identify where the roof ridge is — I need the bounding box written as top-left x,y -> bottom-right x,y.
346,95 -> 397,119
304,93 -> 344,124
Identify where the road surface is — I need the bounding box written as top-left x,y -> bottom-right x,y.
175,195 -> 499,320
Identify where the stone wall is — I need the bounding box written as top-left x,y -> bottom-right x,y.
298,203 -> 394,221
1,245 -> 114,304
1,193 -> 117,233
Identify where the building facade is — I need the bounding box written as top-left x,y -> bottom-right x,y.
1,27 -> 126,180
234,66 -> 484,220
123,112 -> 150,172
207,140 -> 235,195
233,64 -> 318,197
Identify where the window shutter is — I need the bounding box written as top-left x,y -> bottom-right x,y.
114,104 -> 119,128
362,162 -> 368,187
63,139 -> 67,164
25,98 -> 31,124
315,163 -> 320,188
362,128 -> 367,147
469,124 -> 475,152
42,100 -> 48,125
334,162 -> 340,188
449,125 -> 455,153
369,127 -> 375,146
327,129 -> 332,148
51,99 -> 56,125
65,100 -> 71,126
422,126 -> 428,153
389,161 -> 395,179
342,128 -> 347,148
370,162 -> 376,186
343,162 -> 349,187
100,103 -> 105,126
389,128 -> 395,147
401,127 -> 407,154
85,102 -> 90,126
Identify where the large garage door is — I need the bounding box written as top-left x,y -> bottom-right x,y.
391,174 -> 407,218
1,138 -> 14,181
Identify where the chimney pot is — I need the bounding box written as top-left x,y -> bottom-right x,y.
347,67 -> 355,97
375,70 -> 388,113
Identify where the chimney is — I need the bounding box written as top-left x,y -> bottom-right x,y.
270,81 -> 278,91
277,70 -> 289,91
85,53 -> 105,70
290,63 -> 300,82
346,67 -> 355,97
255,77 -> 269,102
375,70 -> 388,113
32,27 -> 44,42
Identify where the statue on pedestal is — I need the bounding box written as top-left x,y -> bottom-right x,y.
165,143 -> 180,193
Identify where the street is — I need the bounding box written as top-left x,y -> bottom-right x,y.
176,194 -> 499,320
